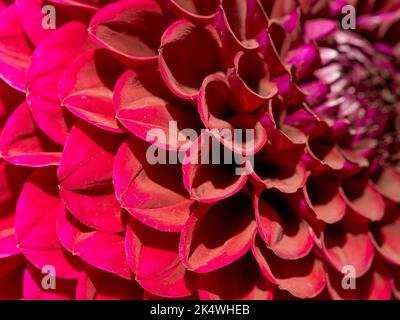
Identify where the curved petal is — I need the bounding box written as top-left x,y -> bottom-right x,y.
114,66 -> 202,151
59,49 -> 126,132
161,0 -> 219,23
27,21 -> 94,145
126,218 -> 197,298
198,253 -> 274,300
89,0 -> 172,65
285,43 -> 321,82
58,121 -> 125,233
372,166 -> 400,202
180,190 -> 256,273
159,19 -> 222,99
113,135 -> 194,232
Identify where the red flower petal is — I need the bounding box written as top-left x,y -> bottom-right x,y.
253,235 -> 327,299
372,166 -> 400,202
199,253 -> 274,300
161,0 -> 219,23
15,167 -> 82,279
59,49 -> 126,133
159,19 -> 223,99
114,66 -> 202,151
286,43 -> 321,82
58,121 -> 125,233
113,136 -> 194,232
180,190 -> 256,273
0,255 -> 25,299
89,0 -> 172,65
0,102 -> 62,167
0,5 -> 32,91
126,218 -> 197,297
27,21 -> 94,145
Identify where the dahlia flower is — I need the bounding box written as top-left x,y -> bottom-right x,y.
0,0 -> 399,300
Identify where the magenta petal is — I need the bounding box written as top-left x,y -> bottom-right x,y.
23,264 -> 77,300
113,136 -> 194,232
27,21 -> 94,145
114,66 -> 202,151
304,19 -> 338,41
161,0 -> 219,23
76,266 -> 143,300
372,166 -> 400,202
0,102 -> 62,167
286,43 -> 321,82
89,0 -> 172,65
183,133 -> 248,203
159,19 -> 222,99
253,236 -> 327,299
58,121 -> 125,233
180,191 -> 256,273
126,218 -> 197,297
199,253 -> 274,300
57,209 -> 132,280
254,189 -> 314,260
321,220 -> 375,278
15,167 -> 82,279
59,49 -> 126,133
371,207 -> 400,266
0,5 -> 32,91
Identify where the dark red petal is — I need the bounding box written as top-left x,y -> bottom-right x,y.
180,191 -> 256,273
0,255 -> 25,299
0,102 -> 62,167
254,189 -> 314,260
114,66 -> 201,151
58,121 -> 125,233
199,253 -> 274,300
89,0 -> 172,65
161,0 -> 219,23
0,5 -> 32,91
113,135 -> 194,232
159,19 -> 222,99
253,236 -> 326,299
182,133 -> 248,203
57,209 -> 132,280
27,21 -> 93,145
15,167 -> 82,279
126,218 -> 197,297
59,49 -> 126,133
321,220 -> 375,278
76,266 -> 143,300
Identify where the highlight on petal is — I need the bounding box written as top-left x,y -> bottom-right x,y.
321,219 -> 375,278
0,102 -> 62,167
180,190 -> 256,273
198,252 -> 274,300
58,120 -> 126,233
254,189 -> 314,260
304,19 -> 338,42
371,207 -> 400,266
126,218 -> 197,298
253,235 -> 327,299
89,0 -> 172,65
285,43 -> 321,82
27,21 -> 94,145
0,5 -> 32,91
182,133 -> 248,203
76,266 -> 143,300
161,0 -> 219,23
114,65 -> 202,151
15,167 -> 82,279
57,209 -> 132,280
159,19 -> 222,99
113,135 -> 194,232
372,166 -> 400,202
59,49 -> 126,132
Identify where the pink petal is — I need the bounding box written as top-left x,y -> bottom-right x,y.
199,253 -> 274,300
304,19 -> 338,41
89,0 -> 172,65
286,43 -> 321,82
126,218 -> 197,297
113,135 -> 194,232
114,66 -> 202,151
59,49 -> 126,133
14,167 -> 82,279
253,235 -> 327,299
58,120 -> 125,233
0,5 -> 32,91
372,166 -> 400,202
180,190 -> 257,273
0,102 -> 62,167
159,19 -> 222,99
27,21 -> 94,145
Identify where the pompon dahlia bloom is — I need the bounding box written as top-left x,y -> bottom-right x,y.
0,0 -> 400,300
